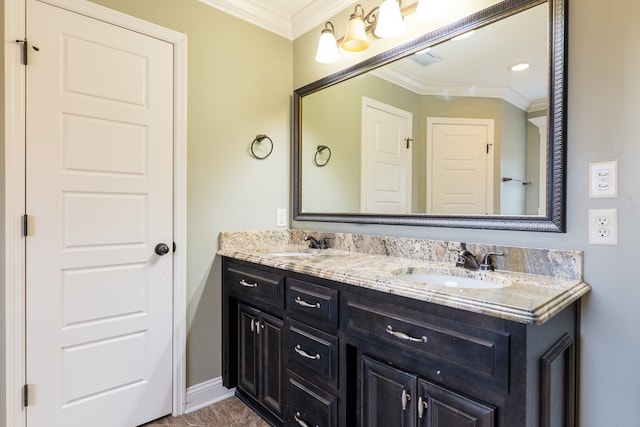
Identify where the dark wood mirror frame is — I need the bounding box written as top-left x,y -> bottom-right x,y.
293,0 -> 566,232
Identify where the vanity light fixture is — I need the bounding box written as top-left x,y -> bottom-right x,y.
314,0 -> 456,63
374,0 -> 406,38
510,61 -> 532,71
342,4 -> 374,52
315,22 -> 341,64
415,0 -> 451,21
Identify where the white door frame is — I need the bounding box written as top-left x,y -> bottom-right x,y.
4,0 -> 188,425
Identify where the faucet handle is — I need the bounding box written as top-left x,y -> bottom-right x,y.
479,252 -> 504,271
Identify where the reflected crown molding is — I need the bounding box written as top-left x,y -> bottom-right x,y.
371,66 -> 538,111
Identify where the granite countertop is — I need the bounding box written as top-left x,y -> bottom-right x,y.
218,231 -> 591,325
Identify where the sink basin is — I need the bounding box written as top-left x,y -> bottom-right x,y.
267,251 -> 314,257
395,273 -> 510,289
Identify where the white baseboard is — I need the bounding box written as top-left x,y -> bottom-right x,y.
184,377 -> 236,414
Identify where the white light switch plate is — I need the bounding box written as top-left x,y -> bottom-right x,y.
589,161 -> 618,198
276,208 -> 287,227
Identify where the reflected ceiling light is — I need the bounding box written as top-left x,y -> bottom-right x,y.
452,30 -> 475,41
510,61 -> 532,71
374,0 -> 406,38
342,4 -> 371,52
416,0 -> 452,21
315,22 -> 340,64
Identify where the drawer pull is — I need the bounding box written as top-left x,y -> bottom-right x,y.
255,321 -> 261,335
386,325 -> 428,343
294,345 -> 320,360
239,279 -> 258,288
401,389 -> 411,411
295,296 -> 321,309
250,318 -> 255,332
418,396 -> 428,418
294,412 -> 314,427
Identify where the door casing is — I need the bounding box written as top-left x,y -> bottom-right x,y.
4,0 -> 188,425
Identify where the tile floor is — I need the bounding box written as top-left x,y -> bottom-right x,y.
141,396 -> 270,427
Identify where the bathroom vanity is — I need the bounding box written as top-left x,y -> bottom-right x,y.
220,231 -> 589,427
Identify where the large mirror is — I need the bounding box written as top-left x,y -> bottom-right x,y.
293,0 -> 566,231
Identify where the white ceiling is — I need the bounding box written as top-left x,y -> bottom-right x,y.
197,0 -> 354,40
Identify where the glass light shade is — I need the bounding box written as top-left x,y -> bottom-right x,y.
415,0 -> 451,21
374,0 -> 406,38
315,28 -> 340,64
341,13 -> 370,52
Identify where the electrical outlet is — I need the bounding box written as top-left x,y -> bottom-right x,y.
588,208 -> 618,245
276,208 -> 287,227
589,161 -> 618,198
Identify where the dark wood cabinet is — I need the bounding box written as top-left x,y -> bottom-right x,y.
361,355 -> 417,427
222,257 -> 580,427
238,303 -> 283,419
361,355 -> 495,426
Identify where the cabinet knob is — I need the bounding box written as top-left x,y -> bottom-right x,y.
294,412 -> 312,427
294,345 -> 320,360
386,325 -> 428,343
401,389 -> 411,411
418,396 -> 428,418
239,279 -> 258,288
295,296 -> 321,309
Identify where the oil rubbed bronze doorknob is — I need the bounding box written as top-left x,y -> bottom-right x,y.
155,243 -> 170,256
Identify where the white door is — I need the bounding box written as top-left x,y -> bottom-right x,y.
25,0 -> 174,425
361,97 -> 413,214
426,117 -> 494,215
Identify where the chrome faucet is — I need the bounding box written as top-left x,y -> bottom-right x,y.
456,243 -> 480,269
304,235 -> 328,250
455,243 -> 504,271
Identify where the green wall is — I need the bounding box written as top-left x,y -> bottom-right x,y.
0,1 -> 5,423
86,0 -> 293,387
293,1 -> 640,425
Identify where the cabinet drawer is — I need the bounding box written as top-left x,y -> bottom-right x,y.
287,279 -> 338,330
225,262 -> 284,310
286,319 -> 338,390
345,296 -> 510,393
285,371 -> 338,427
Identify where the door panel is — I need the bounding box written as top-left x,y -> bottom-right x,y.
427,118 -> 494,215
25,0 -> 174,425
362,98 -> 412,214
361,355 -> 417,427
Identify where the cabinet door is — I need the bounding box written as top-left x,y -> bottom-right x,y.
238,304 -> 260,399
361,355 -> 417,427
418,379 -> 495,427
260,311 -> 283,417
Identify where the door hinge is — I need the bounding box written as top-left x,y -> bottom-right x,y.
23,384 -> 30,407
23,214 -> 29,237
14,38 -> 39,66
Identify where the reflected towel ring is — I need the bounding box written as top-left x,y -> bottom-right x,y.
314,145 -> 332,167
250,134 -> 273,160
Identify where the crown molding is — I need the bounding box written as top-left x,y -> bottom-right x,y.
372,67 -> 535,111
198,0 -> 292,39
291,0 -> 356,39
198,0 -> 354,40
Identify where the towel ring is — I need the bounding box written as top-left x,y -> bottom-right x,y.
314,145 -> 332,167
250,134 -> 273,160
